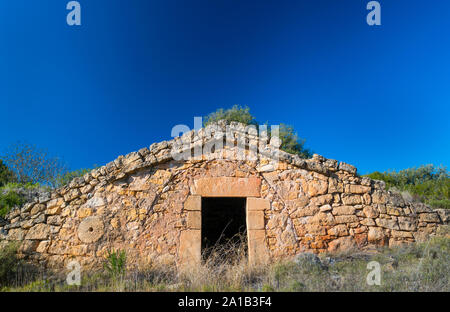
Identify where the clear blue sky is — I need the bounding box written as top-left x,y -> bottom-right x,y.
1,0 -> 449,175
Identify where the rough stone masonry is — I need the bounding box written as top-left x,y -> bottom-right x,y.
0,120 -> 448,271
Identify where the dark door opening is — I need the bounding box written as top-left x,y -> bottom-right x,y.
201,197 -> 247,262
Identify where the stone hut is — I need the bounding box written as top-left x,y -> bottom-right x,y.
0,121 -> 447,271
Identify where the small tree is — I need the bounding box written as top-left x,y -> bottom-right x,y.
0,160 -> 16,187
203,106 -> 312,158
278,123 -> 312,159
1,142 -> 68,188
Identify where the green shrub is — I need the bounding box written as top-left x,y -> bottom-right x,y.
204,105 -> 257,126
0,190 -> 25,218
0,160 -> 16,187
204,106 -> 312,158
104,249 -> 127,280
366,165 -> 449,209
0,242 -> 20,285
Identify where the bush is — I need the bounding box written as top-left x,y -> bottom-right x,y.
204,105 -> 257,126
0,242 -> 20,285
0,190 -> 25,218
104,249 -> 127,280
0,160 -> 15,188
366,165 -> 449,209
204,105 -> 312,158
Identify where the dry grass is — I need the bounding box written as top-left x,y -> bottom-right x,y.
1,228 -> 449,292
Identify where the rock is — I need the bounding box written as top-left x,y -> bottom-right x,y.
319,204 -> 332,212
25,224 -> 50,240
334,215 -> 358,224
332,206 -> 355,216
375,218 -> 399,230
419,212 -> 441,223
77,216 -> 104,243
85,196 -> 106,208
391,230 -> 414,239
328,236 -> 356,252
302,179 -> 328,197
368,227 -> 386,244
345,184 -> 371,194
19,240 -> 39,254
8,228 -> 26,240
398,217 -> 417,231
372,191 -> 387,204
328,224 -> 349,237
294,252 -> 323,267
341,194 -> 362,205
338,162 -> 357,174
386,206 -> 403,216
435,209 -> 450,224
363,206 -> 379,218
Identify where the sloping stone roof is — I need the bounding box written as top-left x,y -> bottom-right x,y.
8,120 -> 385,219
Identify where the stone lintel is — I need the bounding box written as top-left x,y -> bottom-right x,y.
192,177 -> 261,197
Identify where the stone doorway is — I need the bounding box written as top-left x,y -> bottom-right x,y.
180,177 -> 270,267
201,197 -> 247,262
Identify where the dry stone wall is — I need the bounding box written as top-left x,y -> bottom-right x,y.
0,121 -> 446,271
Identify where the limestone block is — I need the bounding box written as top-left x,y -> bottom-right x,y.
184,195 -> 201,211
247,229 -> 269,265
332,206 -> 355,216
372,191 -> 387,204
247,210 -> 265,230
345,184 -> 371,194
179,230 -> 201,266
302,179 -> 328,197
419,213 -> 440,223
368,227 -> 386,244
375,218 -> 399,230
328,224 -> 349,237
391,230 -> 414,239
25,224 -> 50,240
186,211 -> 201,230
292,205 -> 320,218
334,215 -> 358,224
247,197 -> 269,211
398,217 -> 417,231
19,240 -> 39,254
77,207 -> 92,219
192,177 -> 261,197
363,206 -> 379,218
341,194 -> 362,205
8,228 -> 26,241
36,240 -> 50,253
328,236 -> 356,252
